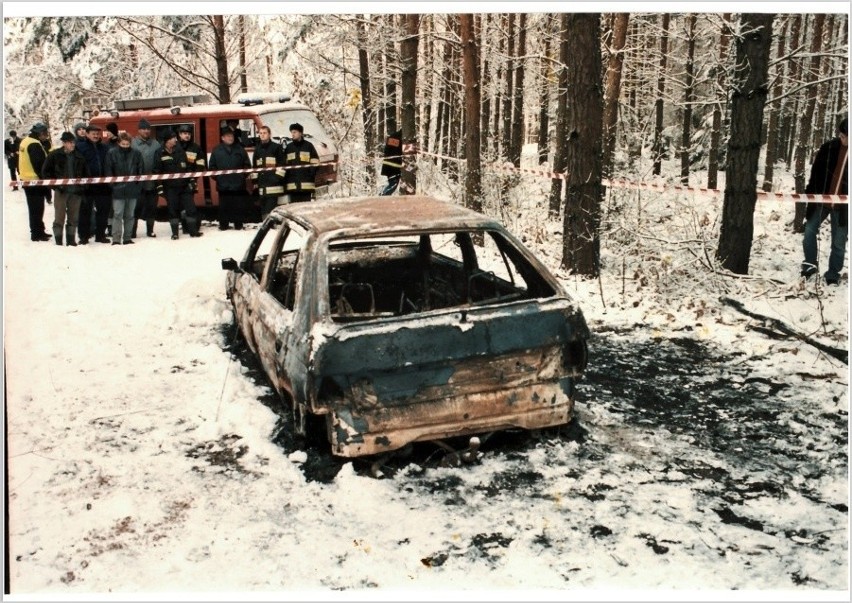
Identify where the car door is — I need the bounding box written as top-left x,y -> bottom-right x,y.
231,215 -> 283,353
252,220 -> 308,394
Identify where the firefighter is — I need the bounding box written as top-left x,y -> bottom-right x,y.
251,124 -> 285,219
153,129 -> 203,240
178,124 -> 206,232
283,123 -> 319,203
380,129 -> 402,196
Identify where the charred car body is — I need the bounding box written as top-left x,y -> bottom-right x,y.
221,196 -> 589,458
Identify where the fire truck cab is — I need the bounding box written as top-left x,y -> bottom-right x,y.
88,93 -> 338,216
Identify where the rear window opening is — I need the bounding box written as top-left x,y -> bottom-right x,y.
325,231 -> 557,322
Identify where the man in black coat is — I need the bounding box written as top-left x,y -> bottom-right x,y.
75,123 -> 111,244
5,129 -> 21,190
283,123 -> 319,203
802,117 -> 848,285
18,122 -> 52,241
42,131 -> 88,246
209,126 -> 251,229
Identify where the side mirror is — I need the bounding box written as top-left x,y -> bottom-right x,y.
222,258 -> 240,271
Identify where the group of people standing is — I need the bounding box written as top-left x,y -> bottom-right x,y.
7,118 -> 321,245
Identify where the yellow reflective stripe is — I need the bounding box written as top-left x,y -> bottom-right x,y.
275,168 -> 287,177
382,159 -> 402,168
195,159 -> 206,167
301,182 -> 315,190
260,185 -> 284,195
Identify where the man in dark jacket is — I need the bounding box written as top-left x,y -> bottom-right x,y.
105,131 -> 144,245
153,129 -> 202,240
5,129 -> 21,190
209,126 -> 251,229
76,123 -> 111,244
802,117 -> 848,285
283,122 -> 319,203
17,122 -> 52,241
131,119 -> 161,238
251,125 -> 285,219
42,131 -> 88,246
380,129 -> 402,196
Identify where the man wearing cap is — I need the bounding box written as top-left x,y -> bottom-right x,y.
153,129 -> 203,239
17,122 -> 53,241
42,132 -> 88,246
5,129 -> 21,190
76,123 -> 111,244
209,126 -> 251,229
131,118 -> 161,238
802,116 -> 849,286
282,122 -> 319,203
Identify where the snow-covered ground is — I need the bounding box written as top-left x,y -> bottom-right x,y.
2,149 -> 849,602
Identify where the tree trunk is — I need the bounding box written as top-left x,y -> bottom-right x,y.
481,15 -> 493,160
501,14 -> 514,159
680,14 -> 697,185
652,14 -> 670,176
761,16 -> 786,192
792,14 -> 825,232
384,15 -> 398,136
509,13 -> 527,166
238,15 -> 247,93
716,14 -> 774,274
548,13 -> 569,218
460,14 -> 483,214
781,15 -> 803,168
708,13 -> 731,189
602,13 -> 629,179
400,13 -> 419,195
810,15 -> 834,150
357,16 -> 376,187
212,15 -> 231,103
537,15 -> 552,165
562,13 -> 603,277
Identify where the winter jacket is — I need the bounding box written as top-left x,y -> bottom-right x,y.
251,139 -> 285,196
209,142 -> 250,192
4,135 -> 21,161
132,135 -> 161,191
380,130 -> 402,177
104,145 -> 145,199
152,144 -> 192,191
42,147 -> 89,194
179,140 -> 206,171
805,137 -> 848,227
18,135 -> 48,180
283,138 -> 319,193
75,138 -> 110,195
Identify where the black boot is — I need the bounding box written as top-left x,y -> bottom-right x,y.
146,219 -> 156,237
65,225 -> 77,246
170,219 -> 180,240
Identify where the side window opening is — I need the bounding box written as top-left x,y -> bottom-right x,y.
265,221 -> 307,311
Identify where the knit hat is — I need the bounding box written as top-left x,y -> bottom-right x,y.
60,131 -> 75,142
220,126 -> 234,137
73,121 -> 87,132
838,118 -> 848,136
178,124 -> 192,133
289,123 -> 304,133
161,129 -> 177,141
31,122 -> 48,135
9,130 -> 16,137
138,119 -> 151,129
106,122 -> 119,137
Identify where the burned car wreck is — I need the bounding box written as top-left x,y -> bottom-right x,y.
222,196 -> 589,458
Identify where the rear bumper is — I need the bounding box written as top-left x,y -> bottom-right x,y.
328,378 -> 575,457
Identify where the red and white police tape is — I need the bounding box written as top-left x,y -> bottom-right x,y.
11,150 -> 847,205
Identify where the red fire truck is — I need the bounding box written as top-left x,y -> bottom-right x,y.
87,93 -> 338,215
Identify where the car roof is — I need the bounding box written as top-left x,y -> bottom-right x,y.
273,196 -> 504,238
